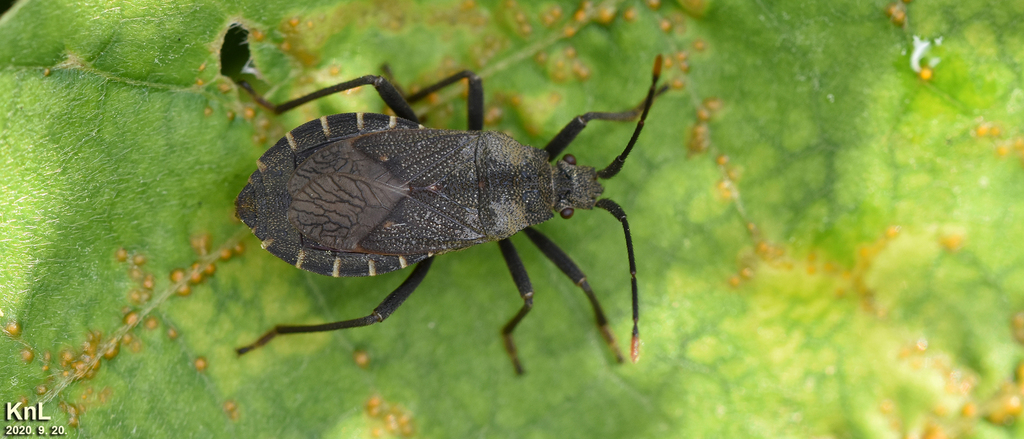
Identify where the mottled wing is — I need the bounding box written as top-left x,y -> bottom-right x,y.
239,113 -> 431,277
286,135 -> 408,251
288,171 -> 408,251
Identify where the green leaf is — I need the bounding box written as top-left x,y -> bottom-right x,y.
3,0 -> 1024,437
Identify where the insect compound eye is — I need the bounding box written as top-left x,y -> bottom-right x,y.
562,154 -> 576,165
559,208 -> 575,219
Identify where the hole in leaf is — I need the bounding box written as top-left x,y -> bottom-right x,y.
220,23 -> 251,80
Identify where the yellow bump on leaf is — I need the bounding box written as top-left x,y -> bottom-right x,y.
962,402 -> 977,417
366,395 -> 383,417
596,5 -> 615,24
1011,312 -> 1024,344
922,424 -> 947,439
223,400 -> 239,421
918,66 -> 932,80
123,312 -> 140,326
194,356 -> 208,372
623,7 -> 637,22
659,18 -> 671,33
354,350 -> 370,369
939,234 -> 963,252
103,342 -> 119,360
879,399 -> 895,414
987,394 -> 1022,425
5,321 -> 21,337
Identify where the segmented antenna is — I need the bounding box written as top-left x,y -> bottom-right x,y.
596,54 -> 663,180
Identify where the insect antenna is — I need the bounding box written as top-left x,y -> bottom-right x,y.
591,56 -> 662,363
596,54 -> 663,180
594,198 -> 640,362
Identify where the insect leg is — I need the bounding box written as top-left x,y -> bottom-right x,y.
497,239 -> 534,375
404,70 -> 484,131
522,227 -> 625,363
237,75 -> 418,122
544,56 -> 667,163
593,199 -> 641,363
235,257 -> 434,355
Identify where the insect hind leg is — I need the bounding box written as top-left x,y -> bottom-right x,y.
522,227 -> 625,363
237,75 -> 418,122
497,239 -> 534,375
236,257 -> 434,355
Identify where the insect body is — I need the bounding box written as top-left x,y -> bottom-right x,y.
237,121 -> 600,275
235,57 -> 664,374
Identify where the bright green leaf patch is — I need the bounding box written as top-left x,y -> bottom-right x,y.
3,0 -> 1024,437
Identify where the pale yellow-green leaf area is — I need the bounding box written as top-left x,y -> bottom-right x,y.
2,0 -> 1024,438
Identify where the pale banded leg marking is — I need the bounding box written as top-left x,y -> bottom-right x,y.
398,255 -> 408,269
417,124 -> 425,129
260,238 -> 275,249
332,257 -> 342,277
388,115 -> 397,129
295,249 -> 307,269
367,259 -> 377,276
320,116 -> 331,138
285,132 -> 298,151
356,113 -> 365,130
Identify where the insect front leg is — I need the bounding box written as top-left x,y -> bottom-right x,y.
236,257 -> 434,355
523,227 -> 625,363
497,239 -> 535,375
